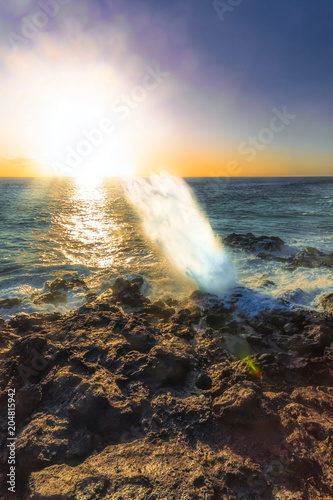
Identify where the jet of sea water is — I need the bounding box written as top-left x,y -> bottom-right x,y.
124,175 -> 236,295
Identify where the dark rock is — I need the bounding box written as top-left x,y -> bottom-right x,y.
16,383 -> 42,421
86,292 -> 98,303
47,276 -> 89,293
33,276 -> 89,305
205,304 -> 232,329
274,324 -> 333,356
130,276 -> 144,289
9,312 -> 41,334
0,297 -> 22,309
148,343 -> 191,386
142,303 -> 175,320
123,327 -> 155,353
165,297 -> 180,307
195,372 -> 212,390
224,232 -> 284,252
290,247 -> 333,269
0,278 -> 332,499
212,381 -> 279,426
111,278 -> 150,308
34,291 -> 67,304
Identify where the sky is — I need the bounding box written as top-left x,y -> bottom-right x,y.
0,0 -> 332,177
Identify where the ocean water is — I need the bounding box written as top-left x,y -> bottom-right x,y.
0,176 -> 332,319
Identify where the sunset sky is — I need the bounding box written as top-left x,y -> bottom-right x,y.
0,0 -> 332,178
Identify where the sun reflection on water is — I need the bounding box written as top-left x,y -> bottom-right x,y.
51,178 -> 124,269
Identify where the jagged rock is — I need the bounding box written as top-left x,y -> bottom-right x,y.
8,312 -> 43,334
147,341 -> 192,386
274,324 -> 333,356
0,297 -> 22,309
33,276 -> 89,305
111,278 -> 150,308
317,292 -> 333,314
224,232 -> 284,252
212,381 -> 279,426
223,234 -> 333,271
289,247 -> 333,269
28,437 -> 254,500
0,277 -> 332,499
47,277 -> 89,293
195,372 -> 212,390
205,303 -> 232,329
16,383 -> 42,422
141,303 -> 175,320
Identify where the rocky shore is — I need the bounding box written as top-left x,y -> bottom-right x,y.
0,275 -> 333,499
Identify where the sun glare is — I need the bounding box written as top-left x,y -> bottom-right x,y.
1,46 -> 137,179
74,171 -> 104,189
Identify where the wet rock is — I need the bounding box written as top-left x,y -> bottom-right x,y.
256,252 -> 289,263
0,297 -> 22,309
142,303 -> 175,320
165,297 -> 180,307
85,292 -> 98,303
289,247 -> 333,269
224,232 -> 284,252
111,278 -> 150,308
205,304 -> 232,329
34,291 -> 67,304
317,292 -> 333,314
48,276 -> 89,293
225,235 -> 333,271
33,276 -> 89,305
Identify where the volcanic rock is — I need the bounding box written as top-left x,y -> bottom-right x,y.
224,232 -> 285,252
317,292 -> 333,314
288,247 -> 333,269
0,278 -> 333,499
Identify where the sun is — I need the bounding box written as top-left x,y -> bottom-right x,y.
6,52 -> 136,179
38,93 -> 136,180
74,170 -> 104,188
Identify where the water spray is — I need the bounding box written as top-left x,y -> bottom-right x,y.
123,175 -> 236,295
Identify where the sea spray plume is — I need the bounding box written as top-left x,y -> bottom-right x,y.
124,175 -> 236,295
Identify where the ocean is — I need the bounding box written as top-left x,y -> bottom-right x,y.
0,176 -> 332,319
